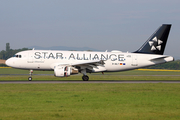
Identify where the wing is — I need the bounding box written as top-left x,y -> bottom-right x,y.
51,60 -> 106,73
72,60 -> 106,73
71,60 -> 104,66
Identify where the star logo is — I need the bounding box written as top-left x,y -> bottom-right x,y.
149,37 -> 163,51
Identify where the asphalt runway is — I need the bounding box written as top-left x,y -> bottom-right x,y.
0,80 -> 180,84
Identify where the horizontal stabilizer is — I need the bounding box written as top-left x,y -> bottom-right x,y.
150,56 -> 169,61
150,56 -> 174,63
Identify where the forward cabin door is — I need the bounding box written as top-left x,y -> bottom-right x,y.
28,53 -> 34,63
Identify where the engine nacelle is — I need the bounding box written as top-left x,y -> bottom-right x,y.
54,66 -> 78,77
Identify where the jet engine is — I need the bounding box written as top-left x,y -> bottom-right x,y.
54,66 -> 78,77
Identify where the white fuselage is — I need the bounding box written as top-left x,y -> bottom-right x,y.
6,50 -> 174,73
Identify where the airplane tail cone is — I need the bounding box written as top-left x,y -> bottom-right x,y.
134,24 -> 171,55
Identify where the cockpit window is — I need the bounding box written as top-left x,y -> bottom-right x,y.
13,55 -> 22,58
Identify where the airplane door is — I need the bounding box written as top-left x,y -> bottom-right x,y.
28,53 -> 34,63
132,55 -> 138,66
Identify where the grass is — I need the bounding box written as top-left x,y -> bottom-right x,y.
0,68 -> 53,74
0,83 -> 180,120
0,68 -> 180,80
2,75 -> 180,80
1,68 -> 180,75
1,68 -> 180,119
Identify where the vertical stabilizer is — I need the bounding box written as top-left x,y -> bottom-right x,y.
134,24 -> 171,55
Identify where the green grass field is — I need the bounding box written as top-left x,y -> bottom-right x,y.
1,68 -> 180,80
0,83 -> 180,120
1,68 -> 180,119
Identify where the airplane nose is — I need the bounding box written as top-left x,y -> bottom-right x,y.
5,59 -> 13,67
5,59 -> 10,66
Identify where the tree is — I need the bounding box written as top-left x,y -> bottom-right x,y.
6,43 -> 10,51
0,43 -> 29,60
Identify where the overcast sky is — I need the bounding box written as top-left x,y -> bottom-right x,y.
1,0 -> 180,58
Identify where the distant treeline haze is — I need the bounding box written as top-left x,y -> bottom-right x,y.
146,60 -> 180,70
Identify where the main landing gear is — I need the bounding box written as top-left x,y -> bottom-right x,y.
82,75 -> 89,81
81,69 -> 89,81
28,70 -> 33,81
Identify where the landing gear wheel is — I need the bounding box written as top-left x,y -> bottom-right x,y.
28,70 -> 33,81
82,75 -> 89,81
28,77 -> 32,81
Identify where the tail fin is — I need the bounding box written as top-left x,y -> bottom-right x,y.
134,24 -> 171,55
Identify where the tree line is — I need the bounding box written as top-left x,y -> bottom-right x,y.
146,60 -> 180,70
0,43 -> 29,60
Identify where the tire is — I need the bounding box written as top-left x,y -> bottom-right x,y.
28,77 -> 32,81
82,75 -> 89,81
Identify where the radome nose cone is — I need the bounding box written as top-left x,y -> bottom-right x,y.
5,59 -> 12,67
5,59 -> 10,66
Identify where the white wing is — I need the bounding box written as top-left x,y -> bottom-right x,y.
51,60 -> 106,73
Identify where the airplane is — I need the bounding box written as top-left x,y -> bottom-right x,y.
5,24 -> 174,81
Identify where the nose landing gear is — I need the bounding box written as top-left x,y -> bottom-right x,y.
28,70 -> 33,81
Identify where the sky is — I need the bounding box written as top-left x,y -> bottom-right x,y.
1,0 -> 180,58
